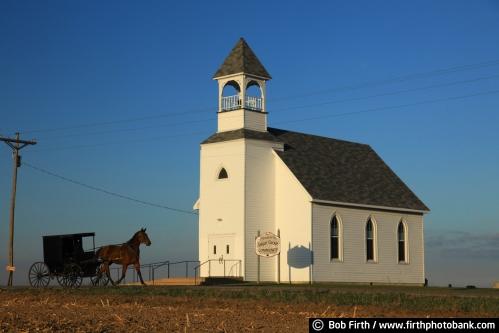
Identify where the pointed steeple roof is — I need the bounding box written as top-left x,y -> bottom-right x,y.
213,38 -> 271,79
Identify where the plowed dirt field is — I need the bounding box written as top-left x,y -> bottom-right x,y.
1,285 -> 498,332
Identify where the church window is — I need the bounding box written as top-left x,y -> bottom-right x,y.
221,81 -> 241,111
366,219 -> 376,262
398,221 -> 407,263
330,215 -> 341,260
245,81 -> 263,111
218,168 -> 228,179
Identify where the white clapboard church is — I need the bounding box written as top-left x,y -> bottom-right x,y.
194,38 -> 429,285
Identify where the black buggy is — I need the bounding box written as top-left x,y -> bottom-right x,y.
28,232 -> 109,288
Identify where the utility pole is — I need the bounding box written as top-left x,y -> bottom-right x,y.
0,133 -> 37,286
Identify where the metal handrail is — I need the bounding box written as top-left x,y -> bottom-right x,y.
109,259 -> 242,285
193,259 -> 210,286
110,260 -> 167,284
227,261 -> 241,277
151,260 -> 199,284
193,259 -> 242,285
110,260 -> 199,285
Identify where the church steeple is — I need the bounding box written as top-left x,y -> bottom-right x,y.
214,38 -> 271,133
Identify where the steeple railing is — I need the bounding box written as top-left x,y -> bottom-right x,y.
221,95 -> 241,111
221,95 -> 263,112
245,95 -> 262,111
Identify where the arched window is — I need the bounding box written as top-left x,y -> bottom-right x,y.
366,219 -> 375,261
398,222 -> 407,263
245,81 -> 263,111
330,216 -> 340,260
221,81 -> 241,111
222,80 -> 241,96
218,168 -> 228,179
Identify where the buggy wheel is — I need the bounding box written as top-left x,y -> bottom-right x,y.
91,264 -> 109,287
28,262 -> 50,288
57,264 -> 83,288
56,273 -> 68,287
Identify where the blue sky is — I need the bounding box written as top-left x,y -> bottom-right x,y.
1,1 -> 498,286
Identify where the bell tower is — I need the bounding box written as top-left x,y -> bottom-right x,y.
213,38 -> 271,133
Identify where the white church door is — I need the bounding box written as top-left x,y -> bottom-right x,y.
208,234 -> 236,277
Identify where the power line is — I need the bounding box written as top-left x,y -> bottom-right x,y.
23,162 -> 198,216
271,58 -> 499,102
37,122 -> 207,140
15,58 -> 499,136
29,130 -> 210,153
275,89 -> 499,125
20,106 -> 216,135
35,118 -> 214,141
30,87 -> 499,153
272,73 -> 499,113
32,72 -> 499,141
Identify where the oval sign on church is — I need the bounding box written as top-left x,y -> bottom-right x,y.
255,232 -> 281,257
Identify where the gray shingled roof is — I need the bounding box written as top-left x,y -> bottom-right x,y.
201,127 -> 429,212
213,38 -> 271,79
201,128 -> 282,144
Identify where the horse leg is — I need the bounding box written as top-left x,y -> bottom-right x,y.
134,262 -> 146,285
116,263 -> 129,285
103,262 -> 116,286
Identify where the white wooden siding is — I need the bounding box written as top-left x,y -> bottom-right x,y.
274,151 -> 313,283
244,140 -> 276,281
244,111 -> 266,132
312,204 -> 425,285
217,110 -> 267,132
218,110 -> 245,132
198,140 -> 246,277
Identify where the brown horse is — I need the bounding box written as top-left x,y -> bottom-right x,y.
96,228 -> 151,285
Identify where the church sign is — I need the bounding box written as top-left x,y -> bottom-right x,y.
255,232 -> 281,257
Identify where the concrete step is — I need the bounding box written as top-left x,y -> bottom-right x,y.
151,277 -> 204,286
201,277 -> 244,285
125,277 -> 204,286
